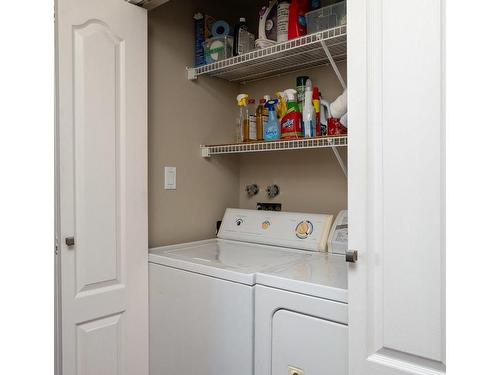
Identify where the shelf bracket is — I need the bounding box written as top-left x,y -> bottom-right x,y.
332,146 -> 347,177
187,67 -> 197,81
201,146 -> 210,158
320,40 -> 347,90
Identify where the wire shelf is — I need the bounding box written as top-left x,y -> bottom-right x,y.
201,136 -> 347,157
188,25 -> 347,83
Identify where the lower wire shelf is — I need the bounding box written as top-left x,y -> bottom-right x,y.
201,136 -> 347,157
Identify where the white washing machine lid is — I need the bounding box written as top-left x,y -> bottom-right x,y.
256,253 -> 348,303
149,239 -> 306,285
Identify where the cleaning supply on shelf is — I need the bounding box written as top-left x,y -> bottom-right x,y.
211,20 -> 232,37
258,0 -> 278,43
264,100 -> 281,141
236,94 -> 249,143
193,13 -> 215,66
302,79 -> 316,138
313,86 -> 321,136
281,89 -> 303,139
204,36 -> 234,64
275,91 -> 288,121
296,76 -> 309,112
328,117 -> 347,136
277,0 -> 291,43
288,0 -> 309,40
330,89 -> 347,119
247,99 -> 258,141
320,99 -> 331,136
256,99 -> 268,141
234,17 -> 249,56
329,89 -> 348,136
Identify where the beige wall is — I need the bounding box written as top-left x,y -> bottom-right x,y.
148,1 -> 241,248
149,1 -> 347,247
238,65 -> 347,214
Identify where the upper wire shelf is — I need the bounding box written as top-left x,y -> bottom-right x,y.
187,25 -> 347,84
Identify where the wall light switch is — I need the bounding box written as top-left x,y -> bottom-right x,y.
164,167 -> 176,190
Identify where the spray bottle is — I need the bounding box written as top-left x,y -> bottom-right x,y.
264,100 -> 281,141
302,79 -> 316,138
281,89 -> 303,139
275,91 -> 288,121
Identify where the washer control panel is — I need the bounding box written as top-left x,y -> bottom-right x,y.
218,209 -> 334,252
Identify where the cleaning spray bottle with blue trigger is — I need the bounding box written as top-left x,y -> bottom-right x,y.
264,100 -> 281,141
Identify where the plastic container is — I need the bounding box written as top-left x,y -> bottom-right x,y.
305,1 -> 346,34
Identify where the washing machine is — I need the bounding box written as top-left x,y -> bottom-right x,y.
148,208 -> 335,375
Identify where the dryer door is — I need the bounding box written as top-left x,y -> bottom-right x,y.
272,310 -> 347,375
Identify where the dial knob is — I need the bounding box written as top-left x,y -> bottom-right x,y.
295,220 -> 313,239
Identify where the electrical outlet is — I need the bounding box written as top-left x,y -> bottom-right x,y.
257,202 -> 282,211
288,366 -> 304,375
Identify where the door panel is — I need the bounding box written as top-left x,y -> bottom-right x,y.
348,0 -> 445,374
76,313 -> 124,375
74,20 -> 124,295
56,0 -> 148,374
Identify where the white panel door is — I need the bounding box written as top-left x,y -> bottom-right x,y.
348,0 -> 445,374
55,0 -> 148,374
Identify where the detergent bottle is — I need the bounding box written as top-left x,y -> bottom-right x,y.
264,100 -> 281,141
280,89 -> 303,139
288,0 -> 309,39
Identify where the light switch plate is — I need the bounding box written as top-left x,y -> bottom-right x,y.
164,166 -> 176,190
288,366 -> 304,375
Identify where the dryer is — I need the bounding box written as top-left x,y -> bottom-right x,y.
254,210 -> 349,375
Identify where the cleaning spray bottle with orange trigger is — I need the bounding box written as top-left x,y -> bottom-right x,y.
280,89 -> 303,139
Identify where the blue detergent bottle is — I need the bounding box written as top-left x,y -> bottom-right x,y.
264,100 -> 281,141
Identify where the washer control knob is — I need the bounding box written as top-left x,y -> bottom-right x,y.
295,220 -> 313,239
236,218 -> 244,226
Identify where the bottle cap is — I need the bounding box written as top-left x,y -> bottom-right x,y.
237,93 -> 249,106
249,98 -> 256,104
283,88 -> 298,101
260,98 -> 267,104
265,100 -> 278,110
296,76 -> 310,86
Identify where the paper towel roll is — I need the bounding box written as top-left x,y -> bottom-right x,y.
211,20 -> 231,37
